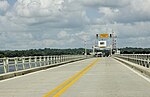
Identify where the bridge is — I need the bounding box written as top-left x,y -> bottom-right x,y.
1,0 -> 150,96
0,54 -> 150,97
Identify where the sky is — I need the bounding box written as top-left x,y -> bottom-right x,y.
0,0 -> 150,50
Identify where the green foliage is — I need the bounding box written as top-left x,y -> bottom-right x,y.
0,48 -> 92,58
120,47 -> 150,54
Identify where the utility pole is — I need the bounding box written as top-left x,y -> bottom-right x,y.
84,40 -> 87,56
92,45 -> 95,55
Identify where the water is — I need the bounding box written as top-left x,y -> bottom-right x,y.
9,65 -> 16,72
17,64 -> 24,70
0,66 -> 4,74
0,61 -> 53,74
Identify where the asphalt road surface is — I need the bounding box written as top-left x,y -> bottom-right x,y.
0,57 -> 150,97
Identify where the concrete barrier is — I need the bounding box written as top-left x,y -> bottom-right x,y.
0,55 -> 93,80
114,57 -> 150,77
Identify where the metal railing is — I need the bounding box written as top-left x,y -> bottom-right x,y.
0,55 -> 92,74
114,54 -> 150,68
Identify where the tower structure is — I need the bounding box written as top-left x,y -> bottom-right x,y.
112,31 -> 117,50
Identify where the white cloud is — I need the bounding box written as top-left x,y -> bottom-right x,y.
112,1 -> 150,23
14,0 -> 64,17
98,7 -> 119,22
82,0 -> 129,8
0,0 -> 9,12
82,0 -> 150,24
4,0 -> 88,29
57,31 -> 69,39
0,0 -> 150,49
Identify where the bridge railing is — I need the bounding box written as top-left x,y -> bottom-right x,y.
114,54 -> 150,68
0,55 -> 92,75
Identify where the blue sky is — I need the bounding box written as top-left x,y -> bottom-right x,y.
0,0 -> 150,50
7,0 -> 16,5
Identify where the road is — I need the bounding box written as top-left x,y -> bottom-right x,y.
0,57 -> 150,97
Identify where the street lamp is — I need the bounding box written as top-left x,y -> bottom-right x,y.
84,40 -> 87,56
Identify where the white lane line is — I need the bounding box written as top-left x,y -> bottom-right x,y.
117,60 -> 150,83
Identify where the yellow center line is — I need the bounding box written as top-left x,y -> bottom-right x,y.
43,58 -> 100,97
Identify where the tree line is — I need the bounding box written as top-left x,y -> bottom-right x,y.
0,48 -> 92,58
120,47 -> 150,54
0,47 -> 149,58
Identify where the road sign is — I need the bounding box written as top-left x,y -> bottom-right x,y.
100,34 -> 109,38
98,41 -> 107,48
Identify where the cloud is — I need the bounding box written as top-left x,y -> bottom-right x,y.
5,0 -> 88,29
0,0 -> 150,50
0,0 -> 9,10
110,0 -> 150,23
0,0 -> 10,14
92,0 -> 150,23
82,0 -> 150,24
57,31 -> 70,39
105,22 -> 150,48
13,0 -> 64,17
82,0 -> 129,8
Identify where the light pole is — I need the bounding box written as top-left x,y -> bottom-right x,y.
84,40 -> 87,56
73,33 -> 88,56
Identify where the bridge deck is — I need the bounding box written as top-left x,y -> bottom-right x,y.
0,58 -> 150,97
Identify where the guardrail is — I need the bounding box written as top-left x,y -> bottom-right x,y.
0,55 -> 92,75
114,54 -> 150,68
